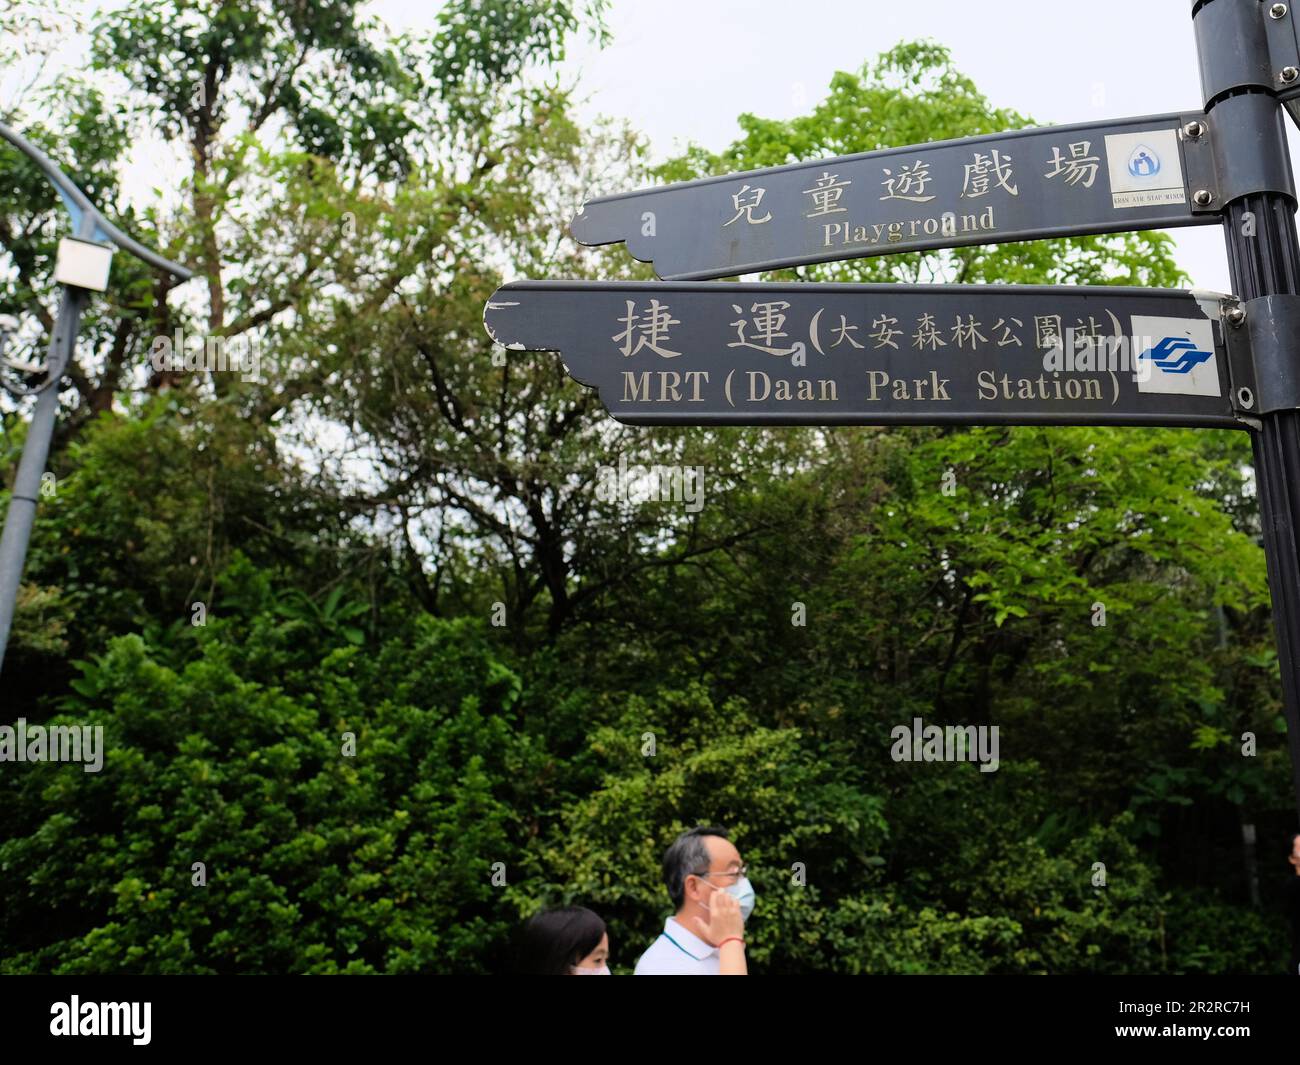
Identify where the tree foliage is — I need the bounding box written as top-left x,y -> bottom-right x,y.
0,15 -> 1294,975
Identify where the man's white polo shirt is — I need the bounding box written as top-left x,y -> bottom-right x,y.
633,917 -> 720,975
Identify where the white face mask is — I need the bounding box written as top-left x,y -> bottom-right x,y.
571,963 -> 611,975
725,875 -> 756,921
700,874 -> 757,922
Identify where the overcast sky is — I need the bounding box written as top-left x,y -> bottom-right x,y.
373,0 -> 1300,294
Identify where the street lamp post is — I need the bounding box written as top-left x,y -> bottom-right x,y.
0,120 -> 193,676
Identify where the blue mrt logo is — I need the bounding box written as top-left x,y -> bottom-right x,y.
1139,336 -> 1213,374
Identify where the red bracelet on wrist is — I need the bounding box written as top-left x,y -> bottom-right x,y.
717,936 -> 745,949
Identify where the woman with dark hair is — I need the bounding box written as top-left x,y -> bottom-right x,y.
518,906 -> 611,975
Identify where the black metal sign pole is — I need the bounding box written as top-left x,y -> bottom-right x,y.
1195,0 -> 1300,821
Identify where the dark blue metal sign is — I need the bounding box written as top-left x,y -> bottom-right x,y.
484,280 -> 1241,428
570,114 -> 1216,280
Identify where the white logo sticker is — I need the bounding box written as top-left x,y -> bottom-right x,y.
1104,130 -> 1186,209
1132,315 -> 1221,397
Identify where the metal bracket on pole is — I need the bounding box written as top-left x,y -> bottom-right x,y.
1195,0 -> 1277,101
1261,1 -> 1300,100
1182,93 -> 1297,211
1191,0 -> 1300,107
1223,293 -> 1300,419
1188,1 -> 1300,206
1212,0 -> 1300,131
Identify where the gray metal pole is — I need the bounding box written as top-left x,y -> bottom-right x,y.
0,124 -> 189,678
0,214 -> 93,677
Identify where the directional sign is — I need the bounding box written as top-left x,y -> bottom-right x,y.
484,281 -> 1243,429
570,114 -> 1218,280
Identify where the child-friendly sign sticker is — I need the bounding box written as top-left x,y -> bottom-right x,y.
1104,129 -> 1186,209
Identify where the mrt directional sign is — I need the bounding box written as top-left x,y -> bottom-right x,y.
484,281 -> 1243,429
569,114 -> 1217,280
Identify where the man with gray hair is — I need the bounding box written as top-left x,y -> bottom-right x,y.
634,825 -> 754,975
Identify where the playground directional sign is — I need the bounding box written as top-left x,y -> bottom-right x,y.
484,281 -> 1242,428
570,113 -> 1219,280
